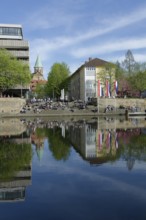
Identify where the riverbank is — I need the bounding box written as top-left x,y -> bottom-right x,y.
0,97 -> 145,117
0,107 -> 126,118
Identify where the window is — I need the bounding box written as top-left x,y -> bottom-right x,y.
0,27 -> 22,37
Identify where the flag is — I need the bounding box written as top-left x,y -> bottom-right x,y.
106,80 -> 110,97
106,132 -> 111,149
115,132 -> 118,149
98,80 -> 101,97
98,132 -> 103,150
101,87 -> 104,96
114,81 -> 118,95
108,83 -> 111,97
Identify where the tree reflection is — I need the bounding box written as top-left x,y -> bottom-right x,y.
118,130 -> 146,170
0,141 -> 32,180
47,127 -> 70,161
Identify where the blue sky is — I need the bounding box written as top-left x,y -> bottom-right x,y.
1,0 -> 146,78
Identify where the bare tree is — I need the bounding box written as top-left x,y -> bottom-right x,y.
122,50 -> 136,75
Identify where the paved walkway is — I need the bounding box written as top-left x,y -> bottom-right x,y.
1,108 -> 126,118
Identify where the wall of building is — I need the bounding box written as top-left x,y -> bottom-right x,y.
69,71 -> 80,101
80,68 -> 85,101
0,39 -> 29,63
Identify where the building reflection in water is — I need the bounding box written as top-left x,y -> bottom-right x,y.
0,116 -> 145,202
68,119 -> 143,169
0,118 -> 32,202
26,117 -> 146,171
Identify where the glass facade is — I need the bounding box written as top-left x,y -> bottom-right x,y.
85,80 -> 96,98
0,27 -> 22,37
85,68 -> 96,100
0,189 -> 25,201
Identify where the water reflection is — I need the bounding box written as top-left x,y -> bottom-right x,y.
25,116 -> 146,170
0,116 -> 146,203
0,119 -> 32,202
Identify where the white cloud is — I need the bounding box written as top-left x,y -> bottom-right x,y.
134,53 -> 146,62
28,4 -> 146,54
70,38 -> 146,59
27,3 -> 146,74
25,0 -> 85,31
26,3 -> 146,38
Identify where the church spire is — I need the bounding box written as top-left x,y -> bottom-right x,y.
34,55 -> 43,68
34,55 -> 43,75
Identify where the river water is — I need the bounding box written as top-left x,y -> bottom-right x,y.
0,116 -> 146,220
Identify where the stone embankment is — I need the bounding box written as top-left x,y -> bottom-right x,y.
0,98 -> 25,114
0,97 -> 146,117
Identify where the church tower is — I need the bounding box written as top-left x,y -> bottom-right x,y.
34,55 -> 43,76
30,55 -> 47,92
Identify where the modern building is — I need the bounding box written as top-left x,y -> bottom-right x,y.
0,164 -> 32,202
69,57 -> 116,102
0,23 -> 29,63
30,55 -> 47,93
0,128 -> 32,202
0,24 -> 30,97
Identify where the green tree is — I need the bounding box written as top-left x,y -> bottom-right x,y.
46,62 -> 70,99
0,141 -> 32,180
35,83 -> 47,98
0,49 -> 31,96
128,71 -> 146,96
98,62 -> 116,96
115,61 -> 124,80
47,127 -> 70,161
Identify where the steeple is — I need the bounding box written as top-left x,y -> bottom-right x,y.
34,55 -> 43,68
34,55 -> 43,75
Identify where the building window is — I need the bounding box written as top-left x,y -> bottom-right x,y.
0,27 -> 22,37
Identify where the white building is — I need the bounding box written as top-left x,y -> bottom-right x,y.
69,57 -> 115,102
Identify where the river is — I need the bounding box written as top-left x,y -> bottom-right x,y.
0,116 -> 146,220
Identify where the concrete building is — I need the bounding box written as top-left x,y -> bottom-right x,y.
69,57 -> 115,102
0,23 -> 29,63
0,164 -> 32,202
0,24 -> 30,97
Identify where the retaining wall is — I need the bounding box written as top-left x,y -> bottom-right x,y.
0,98 -> 26,114
97,98 -> 146,111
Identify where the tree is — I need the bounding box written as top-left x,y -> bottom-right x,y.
115,61 -> 124,80
0,49 -> 31,96
0,141 -> 32,180
46,62 -> 70,99
98,62 -> 116,96
122,50 -> 136,75
128,71 -> 146,96
47,127 -> 70,161
35,83 -> 47,98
